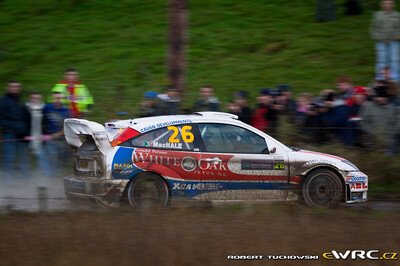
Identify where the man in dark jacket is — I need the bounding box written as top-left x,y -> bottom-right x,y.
233,91 -> 252,125
157,86 -> 181,115
193,86 -> 220,112
321,92 -> 354,146
0,81 -> 31,179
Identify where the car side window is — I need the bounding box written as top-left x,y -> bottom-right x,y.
197,123 -> 268,154
122,124 -> 196,151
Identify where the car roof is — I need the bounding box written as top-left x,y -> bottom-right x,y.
127,112 -> 241,134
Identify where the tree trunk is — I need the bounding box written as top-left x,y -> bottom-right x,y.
167,0 -> 188,97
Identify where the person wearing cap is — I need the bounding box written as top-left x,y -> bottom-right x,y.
233,90 -> 252,125
157,86 -> 181,115
360,86 -> 398,154
370,0 -> 400,81
138,91 -> 159,117
193,86 -> 220,112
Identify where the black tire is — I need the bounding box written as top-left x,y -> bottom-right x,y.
127,173 -> 170,208
302,169 -> 343,208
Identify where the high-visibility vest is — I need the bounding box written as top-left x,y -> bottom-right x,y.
51,83 -> 94,113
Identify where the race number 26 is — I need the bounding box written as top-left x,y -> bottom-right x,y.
167,126 -> 194,143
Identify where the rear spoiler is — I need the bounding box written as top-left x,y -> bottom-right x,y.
64,118 -> 113,155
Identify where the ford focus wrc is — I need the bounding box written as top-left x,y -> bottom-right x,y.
63,112 -> 368,208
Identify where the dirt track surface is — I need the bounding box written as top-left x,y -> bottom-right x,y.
1,176 -> 400,212
1,176 -> 400,265
0,202 -> 400,266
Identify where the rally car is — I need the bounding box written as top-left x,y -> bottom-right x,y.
63,112 -> 368,208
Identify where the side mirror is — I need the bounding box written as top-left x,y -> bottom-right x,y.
269,147 -> 276,154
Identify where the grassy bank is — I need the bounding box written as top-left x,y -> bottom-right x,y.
1,0 -> 379,121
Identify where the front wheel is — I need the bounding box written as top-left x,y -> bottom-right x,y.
302,169 -> 343,208
127,173 -> 170,208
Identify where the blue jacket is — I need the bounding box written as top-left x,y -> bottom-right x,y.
42,103 -> 71,137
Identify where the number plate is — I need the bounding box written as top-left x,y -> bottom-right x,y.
78,160 -> 89,168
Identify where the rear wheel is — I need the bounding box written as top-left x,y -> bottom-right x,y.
127,173 -> 170,208
302,169 -> 343,207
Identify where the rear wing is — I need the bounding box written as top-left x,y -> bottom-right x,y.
64,118 -> 113,155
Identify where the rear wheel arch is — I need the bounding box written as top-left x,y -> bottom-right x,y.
120,171 -> 171,207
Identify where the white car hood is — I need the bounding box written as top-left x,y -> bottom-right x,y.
288,149 -> 358,173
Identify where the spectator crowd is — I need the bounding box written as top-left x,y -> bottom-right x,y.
138,75 -> 399,156
0,68 -> 93,179
0,0 -> 400,181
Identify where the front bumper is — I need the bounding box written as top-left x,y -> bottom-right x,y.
64,175 -> 129,207
345,171 -> 368,204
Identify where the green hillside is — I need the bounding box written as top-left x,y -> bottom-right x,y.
0,0 -> 380,121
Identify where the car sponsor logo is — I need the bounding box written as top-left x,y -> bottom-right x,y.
132,151 -> 227,171
350,183 -> 368,190
172,182 -> 222,190
112,148 -> 143,179
181,156 -> 196,171
139,119 -> 192,133
241,160 -> 285,170
346,175 -> 367,183
113,163 -> 134,169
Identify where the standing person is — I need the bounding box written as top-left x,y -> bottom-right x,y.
251,89 -> 271,132
370,0 -> 400,82
193,86 -> 220,112
0,81 -> 31,179
294,92 -> 313,127
336,76 -> 355,101
51,68 -> 93,118
347,87 -> 369,147
360,86 -> 398,155
157,86 -> 181,115
378,66 -> 399,104
320,92 -> 353,146
233,91 -> 252,125
25,92 -> 45,156
138,91 -> 159,117
251,88 -> 277,133
40,92 -> 71,176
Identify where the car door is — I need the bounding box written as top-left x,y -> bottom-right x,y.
118,123 -> 206,198
196,123 -> 289,201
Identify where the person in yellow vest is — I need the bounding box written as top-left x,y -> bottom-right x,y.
51,68 -> 93,118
